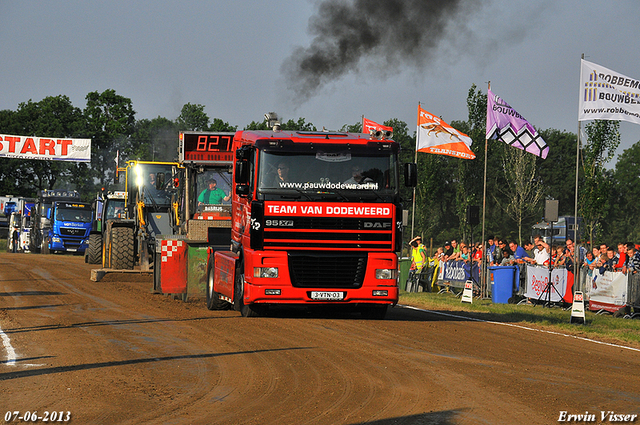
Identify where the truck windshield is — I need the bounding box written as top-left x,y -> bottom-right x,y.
257,149 -> 398,201
55,208 -> 92,223
133,163 -> 176,207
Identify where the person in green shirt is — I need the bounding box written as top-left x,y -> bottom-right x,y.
198,179 -> 230,205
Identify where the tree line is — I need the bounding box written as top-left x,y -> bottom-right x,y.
1,87 -> 637,247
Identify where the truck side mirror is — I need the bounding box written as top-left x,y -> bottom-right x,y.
235,161 -> 248,184
236,184 -> 250,197
404,163 -> 417,187
46,208 -> 52,220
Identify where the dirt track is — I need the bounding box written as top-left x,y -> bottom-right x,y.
1,252 -> 639,424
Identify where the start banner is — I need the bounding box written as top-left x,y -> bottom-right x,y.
0,134 -> 91,162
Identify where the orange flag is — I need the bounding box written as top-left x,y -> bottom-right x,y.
416,105 -> 475,159
363,117 -> 393,134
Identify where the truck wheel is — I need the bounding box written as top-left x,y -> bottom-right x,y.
11,233 -> 18,253
233,262 -> 264,317
206,266 -> 230,311
110,227 -> 134,270
86,234 -> 103,264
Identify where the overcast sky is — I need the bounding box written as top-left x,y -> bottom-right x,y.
2,0 -> 639,165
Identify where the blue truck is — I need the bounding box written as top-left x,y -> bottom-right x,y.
531,216 -> 583,245
30,190 -> 92,254
46,201 -> 93,254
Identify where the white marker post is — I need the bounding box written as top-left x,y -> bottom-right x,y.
461,280 -> 473,304
570,291 -> 586,324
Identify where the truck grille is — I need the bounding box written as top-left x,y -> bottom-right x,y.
288,252 -> 367,288
63,240 -> 82,248
60,228 -> 86,237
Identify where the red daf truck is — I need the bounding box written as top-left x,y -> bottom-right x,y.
204,127 -> 416,318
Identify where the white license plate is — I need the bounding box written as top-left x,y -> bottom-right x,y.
310,291 -> 344,301
67,248 -> 77,252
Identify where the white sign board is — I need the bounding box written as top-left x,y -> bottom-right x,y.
525,265 -> 567,303
0,134 -> 91,162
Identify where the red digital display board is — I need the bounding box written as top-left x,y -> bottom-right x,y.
179,132 -> 235,164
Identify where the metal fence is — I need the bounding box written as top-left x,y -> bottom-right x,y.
406,261 -> 640,314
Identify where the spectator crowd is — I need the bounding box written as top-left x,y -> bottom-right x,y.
409,235 -> 640,277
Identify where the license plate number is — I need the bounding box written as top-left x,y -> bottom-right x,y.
310,291 -> 344,301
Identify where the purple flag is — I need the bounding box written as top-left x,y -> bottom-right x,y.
486,89 -> 548,159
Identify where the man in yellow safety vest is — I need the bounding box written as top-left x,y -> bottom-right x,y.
411,236 -> 427,271
407,236 -> 427,292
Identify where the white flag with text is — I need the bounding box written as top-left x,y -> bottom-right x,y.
579,59 -> 640,125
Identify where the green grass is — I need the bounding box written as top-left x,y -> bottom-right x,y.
400,290 -> 640,348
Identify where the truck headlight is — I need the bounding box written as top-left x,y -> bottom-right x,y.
375,269 -> 397,280
52,237 -> 62,243
254,267 -> 279,278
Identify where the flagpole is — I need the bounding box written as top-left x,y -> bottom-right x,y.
481,83 -> 490,299
411,103 -> 420,239
574,54 -> 583,294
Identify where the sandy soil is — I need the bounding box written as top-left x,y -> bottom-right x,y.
1,252 -> 639,424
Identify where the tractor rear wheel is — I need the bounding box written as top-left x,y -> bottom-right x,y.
110,227 -> 134,270
86,234 -> 103,264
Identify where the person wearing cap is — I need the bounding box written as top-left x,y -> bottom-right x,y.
407,236 -> 427,292
198,179 -> 231,205
443,241 -> 453,260
410,236 -> 426,270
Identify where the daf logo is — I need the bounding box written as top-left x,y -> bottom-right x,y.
364,222 -> 391,229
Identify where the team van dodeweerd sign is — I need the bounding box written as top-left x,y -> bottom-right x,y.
0,134 -> 91,162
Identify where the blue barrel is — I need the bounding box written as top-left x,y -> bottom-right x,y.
490,266 -> 517,304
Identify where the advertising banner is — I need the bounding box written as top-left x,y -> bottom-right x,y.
442,260 -> 479,284
579,59 -> 640,125
0,134 -> 91,162
525,265 -> 569,303
588,270 -> 627,312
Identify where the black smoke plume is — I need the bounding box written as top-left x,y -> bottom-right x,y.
282,0 -> 482,102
